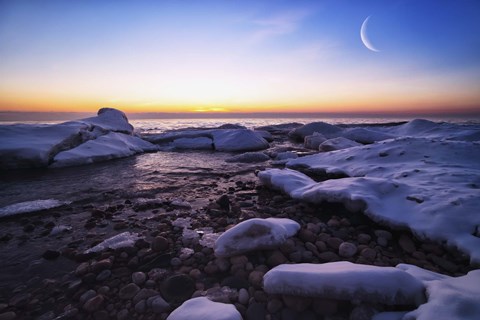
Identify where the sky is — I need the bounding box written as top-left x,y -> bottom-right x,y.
0,0 -> 479,115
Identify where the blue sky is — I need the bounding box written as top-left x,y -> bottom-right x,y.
0,0 -> 479,114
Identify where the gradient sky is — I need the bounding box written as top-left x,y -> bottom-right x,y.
1,0 -> 479,114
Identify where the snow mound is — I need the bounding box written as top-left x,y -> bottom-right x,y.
342,127 -> 395,144
263,262 -> 426,306
304,133 -> 327,150
166,297 -> 242,320
225,152 -> 270,163
51,132 -> 158,167
0,199 -> 70,218
398,264 -> 480,320
319,137 -> 362,151
76,108 -> 134,134
214,218 -> 300,258
145,129 -> 269,152
84,232 -> 141,253
288,122 -> 342,141
265,137 -> 480,263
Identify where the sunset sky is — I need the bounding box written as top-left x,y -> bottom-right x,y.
0,0 -> 479,115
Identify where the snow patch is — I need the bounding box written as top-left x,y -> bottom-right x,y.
84,232 -> 141,253
0,199 -> 70,218
166,297 -> 242,320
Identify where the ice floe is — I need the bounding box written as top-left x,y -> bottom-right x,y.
166,297 -> 242,320
263,262 -> 426,305
259,137 -> 480,263
0,199 -> 70,218
84,232 -> 141,253
214,218 -> 300,257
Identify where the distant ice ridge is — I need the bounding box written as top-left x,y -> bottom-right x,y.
263,262 -> 480,320
0,199 -> 70,218
259,136 -> 480,263
0,108 -> 157,169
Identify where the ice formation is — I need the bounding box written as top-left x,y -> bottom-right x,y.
166,297 -> 242,320
214,218 -> 300,257
0,199 -> 70,218
263,262 -> 426,306
84,232 -> 141,253
225,152 -> 270,163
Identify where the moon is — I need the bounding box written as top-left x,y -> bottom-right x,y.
360,16 -> 380,52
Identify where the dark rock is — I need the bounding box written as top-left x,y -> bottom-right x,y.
267,250 -> 288,267
119,283 -> 140,300
398,234 -> 416,253
9,293 -> 30,307
42,249 -> 61,260
248,270 -> 265,289
318,251 -> 339,262
430,255 -> 458,273
133,288 -> 159,304
151,236 -> 169,252
326,237 -> 343,250
221,276 -> 250,289
160,274 -> 195,303
246,303 -> 266,320
83,295 -> 104,313
338,242 -> 357,258
282,295 -> 311,312
95,269 -> 111,282
312,298 -> 338,316
216,195 -> 230,212
298,229 -> 317,243
151,296 -> 170,314
360,248 -> 377,261
0,312 -> 16,320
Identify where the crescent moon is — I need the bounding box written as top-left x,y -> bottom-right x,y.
360,16 -> 380,52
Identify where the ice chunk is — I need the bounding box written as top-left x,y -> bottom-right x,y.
171,137 -> 213,150
212,129 -> 269,152
319,137 -> 362,151
51,132 -> 157,167
342,127 -> 395,144
0,199 -> 70,218
199,232 -> 222,248
50,225 -> 72,235
214,218 -> 300,257
77,108 -> 134,134
172,218 -> 192,229
225,152 -> 270,163
84,232 -> 141,253
275,151 -> 298,161
288,121 -> 342,141
263,262 -> 426,306
166,297 -> 242,320
304,132 -> 327,150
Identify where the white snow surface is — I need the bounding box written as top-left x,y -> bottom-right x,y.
166,297 -> 242,320
214,218 -> 300,257
263,262 -> 426,306
145,128 -> 269,152
84,232 -> 141,253
51,132 -> 157,167
259,137 -> 480,262
0,199 -> 70,218
0,108 -> 149,169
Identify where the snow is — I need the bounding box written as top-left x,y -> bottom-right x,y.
166,297 -> 242,320
0,199 -> 70,218
274,151 -> 298,161
145,128 -> 269,152
319,137 -> 362,151
51,132 -> 158,167
341,127 -> 395,144
214,218 -> 300,257
263,262 -> 426,306
0,108 -> 152,169
304,132 -> 327,150
50,225 -> 72,235
259,137 -> 480,263
288,121 -> 343,141
84,232 -> 141,253
225,152 -> 270,163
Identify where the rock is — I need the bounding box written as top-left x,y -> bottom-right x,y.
221,276 -> 249,290
216,195 -> 230,211
248,270 -> 265,289
318,251 -> 339,262
357,233 -> 371,244
349,305 -> 376,320
116,309 -> 129,320
151,296 -> 170,314
398,234 -> 416,253
161,274 -> 195,303
374,230 -> 392,240
312,298 -> 338,316
267,250 -> 288,267
298,229 -> 317,243
430,255 -> 458,273
83,295 -> 104,313
9,293 -> 30,307
214,218 -> 300,258
42,249 -> 60,260
80,289 -> 97,304
0,312 -> 16,320
152,236 -> 169,252
96,269 -> 111,282
246,303 -> 266,320
238,288 -> 249,305
91,259 -> 112,272
360,248 -> 377,261
134,300 -> 146,314
119,283 -> 140,300
326,237 -> 343,250
282,295 -> 311,312
132,271 -> 146,286
133,288 -> 159,304
267,298 -> 283,313
339,242 -> 357,258
75,262 -> 90,276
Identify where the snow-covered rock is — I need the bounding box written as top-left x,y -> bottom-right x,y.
263,262 -> 426,306
341,127 -> 395,144
84,232 -> 141,253
398,264 -> 480,320
255,130 -> 274,142
304,132 -> 327,150
225,152 -> 270,163
171,137 -> 213,150
145,129 -> 269,152
274,151 -> 298,161
51,132 -> 158,167
259,137 -> 480,263
0,199 -> 70,218
75,107 -> 134,134
288,122 -> 342,141
255,122 -> 303,135
319,137 -> 362,151
166,297 -> 242,320
214,218 -> 300,257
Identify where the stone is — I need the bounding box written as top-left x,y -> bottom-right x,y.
80,289 -> 97,304
134,300 -> 146,314
357,233 -> 371,244
161,274 -> 195,303
152,236 -> 169,252
267,250 -> 288,267
96,269 -> 111,282
338,242 -> 357,258
312,298 -> 338,316
42,249 -> 60,260
282,295 -> 311,312
132,271 -> 146,286
350,305 -> 376,320
83,295 -> 104,313
318,251 -> 339,262
92,259 -> 112,272
374,230 -> 392,240
151,296 -> 170,314
398,234 -> 416,253
326,237 -> 343,250
360,248 -> 377,261
76,262 -> 90,276
246,303 -> 266,320
116,309 -> 129,320
248,270 -> 265,289
0,312 -> 16,320
267,298 -> 283,313
119,283 -> 140,300
133,288 -> 159,304
238,288 -> 249,305
298,229 -> 317,243
216,195 -> 230,211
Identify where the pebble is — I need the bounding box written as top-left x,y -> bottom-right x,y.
134,300 -> 146,313
246,303 -> 266,320
96,269 -> 111,282
116,309 -> 129,320
318,251 -> 339,262
133,288 -> 158,304
80,289 -> 97,304
398,234 -> 416,253
360,247 -> 377,261
267,250 -> 288,267
83,295 -> 104,313
160,274 -> 195,303
42,249 -> 60,260
151,296 -> 170,314
298,229 -> 317,243
338,242 -> 357,258
357,233 -> 371,244
326,237 -> 343,250
119,283 -> 140,300
238,288 -> 249,305
312,298 -> 338,316
282,295 -> 311,312
374,230 -> 392,240
267,298 -> 283,313
152,236 -> 169,252
248,270 -> 265,289
0,312 -> 16,320
132,271 -> 146,286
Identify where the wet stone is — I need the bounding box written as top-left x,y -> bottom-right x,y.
151,296 -> 170,314
96,269 -> 111,282
119,283 -> 140,300
398,234 -> 416,253
42,249 -> 61,260
318,251 -> 339,262
83,295 -> 104,313
338,242 -> 357,258
160,274 -> 195,303
152,236 -> 169,252
132,271 -> 146,286
246,303 -> 266,320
